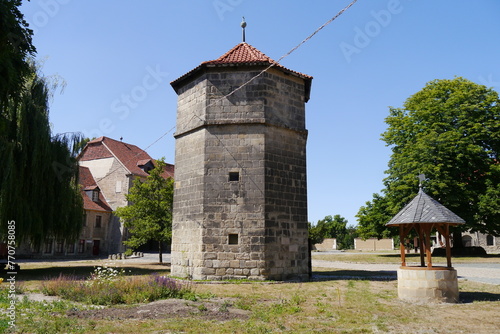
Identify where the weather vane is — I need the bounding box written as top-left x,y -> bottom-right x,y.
241,17 -> 247,43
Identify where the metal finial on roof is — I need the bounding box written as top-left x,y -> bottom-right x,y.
418,173 -> 426,188
241,17 -> 247,43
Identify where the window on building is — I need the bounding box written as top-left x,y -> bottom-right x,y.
92,189 -> 99,202
44,240 -> 53,254
462,235 -> 472,247
67,243 -> 75,254
487,235 -> 494,246
228,234 -> 239,245
55,240 -> 64,253
95,215 -> 102,228
229,172 -> 240,182
78,239 -> 85,253
30,243 -> 40,254
83,213 -> 87,227
116,180 -> 122,193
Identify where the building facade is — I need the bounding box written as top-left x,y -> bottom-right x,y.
170,42 -> 312,280
78,136 -> 174,255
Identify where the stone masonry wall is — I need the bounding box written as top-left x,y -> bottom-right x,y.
263,126 -> 309,280
171,66 -> 310,280
170,129 -> 206,279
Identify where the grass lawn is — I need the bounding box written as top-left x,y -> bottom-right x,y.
0,255 -> 499,333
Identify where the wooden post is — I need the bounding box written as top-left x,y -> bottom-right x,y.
424,224 -> 433,268
399,227 -> 406,267
417,225 -> 425,267
445,225 -> 452,268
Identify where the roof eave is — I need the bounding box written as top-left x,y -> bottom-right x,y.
170,62 -> 312,101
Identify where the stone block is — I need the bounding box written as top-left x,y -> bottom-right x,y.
397,268 -> 459,303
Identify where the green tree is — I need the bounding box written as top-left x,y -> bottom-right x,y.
0,0 -> 36,109
358,77 -> 500,245
308,222 -> 324,245
0,62 -> 84,247
309,215 -> 356,250
115,159 -> 174,263
356,193 -> 393,239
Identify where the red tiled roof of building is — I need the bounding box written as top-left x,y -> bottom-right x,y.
203,42 -> 273,65
171,43 -> 312,100
79,166 -> 113,212
78,137 -> 175,179
160,162 -> 175,179
79,137 -> 152,177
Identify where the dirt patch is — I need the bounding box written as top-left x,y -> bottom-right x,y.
66,297 -> 250,321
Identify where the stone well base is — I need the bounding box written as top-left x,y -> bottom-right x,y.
397,267 -> 459,303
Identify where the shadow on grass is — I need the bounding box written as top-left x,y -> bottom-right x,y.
460,291 -> 500,303
313,269 -> 397,282
1,265 -> 170,281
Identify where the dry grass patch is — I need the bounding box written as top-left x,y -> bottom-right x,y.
2,259 -> 499,333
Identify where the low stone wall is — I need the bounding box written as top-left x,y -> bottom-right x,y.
354,238 -> 394,251
313,238 -> 337,251
397,267 -> 459,303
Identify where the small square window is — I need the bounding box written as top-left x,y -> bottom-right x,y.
228,234 -> 239,245
229,172 -> 240,182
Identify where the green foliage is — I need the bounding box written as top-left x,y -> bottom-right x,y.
356,193 -> 394,239
1,1 -> 83,246
115,158 -> 174,262
358,77 -> 500,238
0,61 -> 84,247
309,215 -> 357,249
0,0 -> 36,108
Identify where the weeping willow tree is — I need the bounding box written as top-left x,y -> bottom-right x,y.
0,62 -> 84,248
0,0 -> 36,110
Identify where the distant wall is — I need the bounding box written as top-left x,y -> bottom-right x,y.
354,238 -> 394,251
313,238 -> 337,251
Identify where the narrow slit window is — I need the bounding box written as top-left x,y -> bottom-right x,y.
229,172 -> 240,182
228,234 -> 239,245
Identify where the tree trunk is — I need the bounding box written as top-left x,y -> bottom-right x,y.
158,241 -> 163,263
452,229 -> 463,249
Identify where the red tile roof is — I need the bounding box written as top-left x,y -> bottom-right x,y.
79,166 -> 113,212
171,43 -> 312,100
160,162 -> 175,179
79,137 -> 152,177
203,42 -> 274,65
78,136 -> 175,179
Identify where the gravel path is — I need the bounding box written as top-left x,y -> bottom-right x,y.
312,259 -> 500,285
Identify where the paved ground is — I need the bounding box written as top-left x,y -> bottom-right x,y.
312,259 -> 500,285
114,252 -> 500,285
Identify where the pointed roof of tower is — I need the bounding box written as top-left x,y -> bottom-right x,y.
203,42 -> 274,65
171,42 -> 312,100
386,188 -> 465,226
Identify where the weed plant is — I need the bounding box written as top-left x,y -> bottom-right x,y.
41,267 -> 196,305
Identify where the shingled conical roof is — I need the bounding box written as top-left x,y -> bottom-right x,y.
386,188 -> 465,226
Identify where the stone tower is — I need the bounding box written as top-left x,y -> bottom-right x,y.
170,42 -> 312,281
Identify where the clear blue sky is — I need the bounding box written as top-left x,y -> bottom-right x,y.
20,0 -> 500,226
